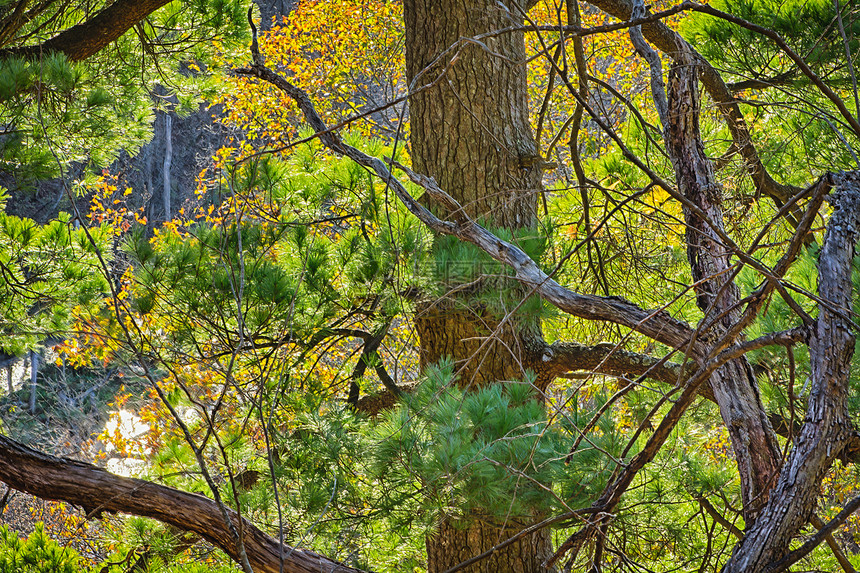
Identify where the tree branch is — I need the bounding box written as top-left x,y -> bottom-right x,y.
233,62 -> 703,359
765,497 -> 860,573
585,0 -> 803,208
0,434 -> 366,573
0,0 -> 171,62
723,173 -> 860,573
809,513 -> 857,573
696,495 -> 743,540
539,340 -> 686,385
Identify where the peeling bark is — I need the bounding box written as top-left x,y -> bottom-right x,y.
662,43 -> 781,523
722,175 -> 860,573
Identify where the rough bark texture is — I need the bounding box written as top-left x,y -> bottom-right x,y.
0,434 -> 365,573
722,175 -> 860,573
406,0 -> 545,385
416,301 -> 540,388
405,0 -> 541,230
663,44 -> 781,523
426,518 -> 554,573
404,1 -> 552,570
1,0 -> 172,61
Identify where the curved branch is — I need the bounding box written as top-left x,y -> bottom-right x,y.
0,434 -> 366,573
0,0 -> 170,62
234,62 -> 702,358
585,0 -> 803,207
723,174 -> 860,573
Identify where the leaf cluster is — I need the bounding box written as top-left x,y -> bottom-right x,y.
0,206 -> 110,355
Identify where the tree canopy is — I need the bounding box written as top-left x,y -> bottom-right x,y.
1,0 -> 860,572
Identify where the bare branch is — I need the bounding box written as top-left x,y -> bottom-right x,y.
765,497 -> 860,573
0,434 -> 366,573
539,340 -> 685,384
628,0 -> 669,127
586,0 -> 804,208
233,62 -> 703,358
723,174 -> 860,573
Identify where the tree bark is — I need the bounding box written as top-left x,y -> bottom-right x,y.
404,1 -> 553,570
426,518 -> 554,573
722,175 -> 860,572
0,0 -> 172,62
661,43 -> 781,524
0,433 -> 366,573
406,0 -> 544,389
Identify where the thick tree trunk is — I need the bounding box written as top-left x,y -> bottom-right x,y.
405,0 -> 541,230
404,1 -> 552,570
426,518 -> 554,573
405,0 -> 543,386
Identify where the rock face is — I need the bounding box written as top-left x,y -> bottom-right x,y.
3,0 -> 297,226
115,100 -> 234,228
257,0 -> 297,29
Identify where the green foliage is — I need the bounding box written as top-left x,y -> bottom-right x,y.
372,361 -> 625,523
682,0 -> 856,74
0,210 -> 110,355
682,0 -> 860,179
93,518 -> 238,573
0,0 -> 247,183
0,523 -> 80,573
122,134 -> 429,369
431,225 -> 550,318
5,0 -> 860,570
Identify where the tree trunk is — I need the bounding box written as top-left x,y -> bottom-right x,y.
658,40 -> 782,524
426,518 -> 554,573
404,1 -> 552,571
721,175 -> 860,572
630,16 -> 781,526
